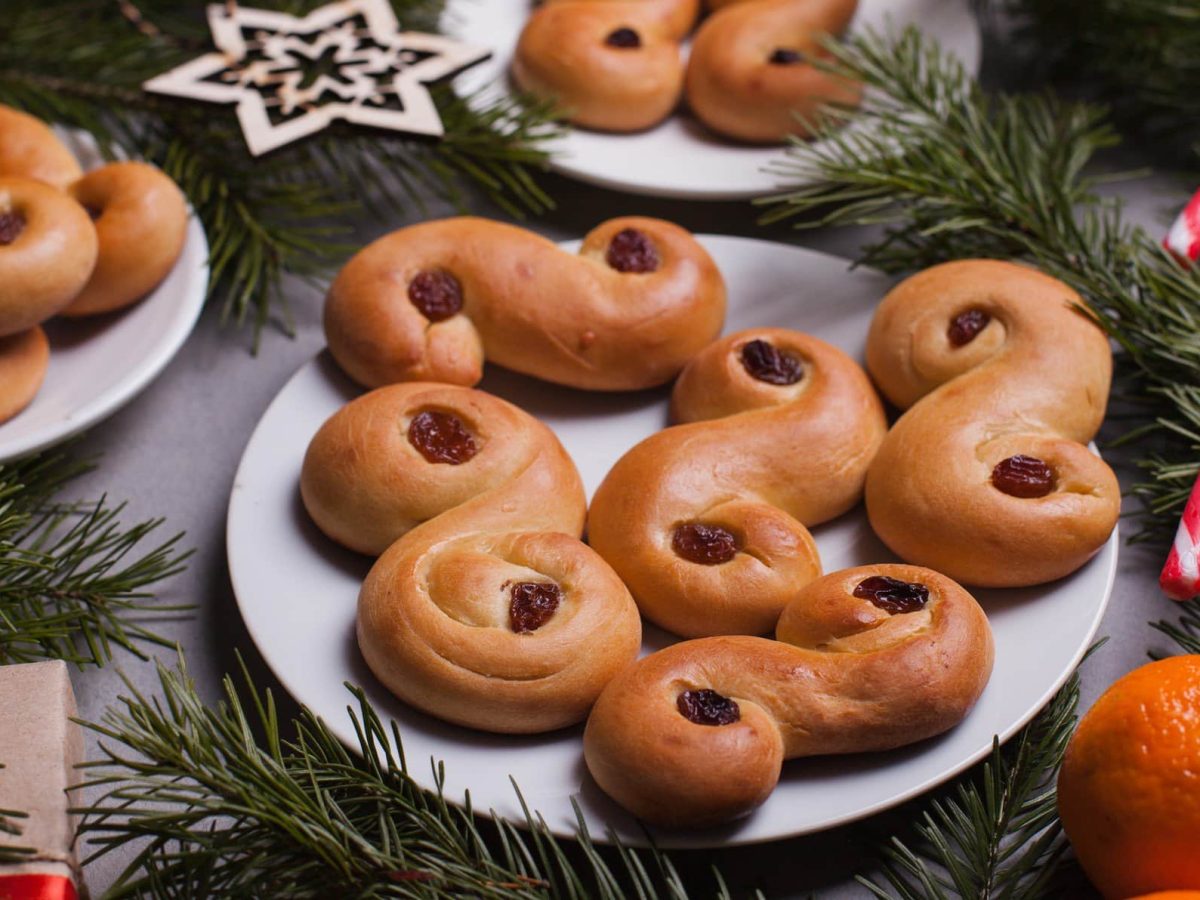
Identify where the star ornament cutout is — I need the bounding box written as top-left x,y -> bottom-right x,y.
143,0 -> 491,156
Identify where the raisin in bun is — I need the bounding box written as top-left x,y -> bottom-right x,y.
0,327 -> 50,425
301,383 -> 641,733
685,0 -> 861,143
864,259 -> 1120,586
0,177 -> 98,337
583,565 -> 994,827
0,105 -> 83,190
587,328 -> 887,637
324,216 -> 726,391
60,162 -> 188,317
512,0 -> 700,131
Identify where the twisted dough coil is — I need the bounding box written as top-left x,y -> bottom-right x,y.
0,105 -> 82,190
512,0 -> 859,141
587,327 -> 887,637
864,260 -> 1120,587
301,383 -> 641,733
0,177 -> 98,337
324,216 -> 725,391
584,564 -> 994,827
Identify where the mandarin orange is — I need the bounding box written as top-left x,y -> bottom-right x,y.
1057,655 -> 1200,900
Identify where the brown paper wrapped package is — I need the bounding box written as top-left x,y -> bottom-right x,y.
0,660 -> 84,889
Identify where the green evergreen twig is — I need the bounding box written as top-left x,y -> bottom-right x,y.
0,452 -> 190,666
77,653 -> 743,899
1152,600 -> 1200,655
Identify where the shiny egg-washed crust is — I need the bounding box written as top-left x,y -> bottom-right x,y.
511,0 -> 859,141
324,216 -> 726,391
865,260 -> 1120,587
0,105 -> 83,189
583,564 -> 994,827
62,162 -> 188,317
587,328 -> 887,637
301,383 -> 641,734
0,177 -> 98,337
0,327 -> 50,425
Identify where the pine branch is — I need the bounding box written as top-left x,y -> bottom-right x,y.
983,0 -> 1200,164
0,451 -> 190,667
0,0 -> 559,348
759,26 -> 1200,541
1152,599 -> 1200,655
76,653 -> 741,900
858,666 -> 1086,900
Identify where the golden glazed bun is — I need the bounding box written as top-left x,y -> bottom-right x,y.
864,260 -> 1120,586
587,328 -> 887,637
62,162 -> 188,317
584,564 -> 994,827
301,383 -> 641,733
0,327 -> 50,425
685,0 -> 861,143
324,216 -> 726,391
0,105 -> 83,189
0,177 -> 98,337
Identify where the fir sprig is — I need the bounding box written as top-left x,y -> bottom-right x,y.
78,654 -> 740,900
760,26 -> 1200,541
0,0 -> 559,346
1152,600 -> 1200,655
859,670 -> 1083,899
0,451 -> 189,666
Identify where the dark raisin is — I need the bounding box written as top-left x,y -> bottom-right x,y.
605,26 -> 641,48
84,205 -> 102,221
853,576 -> 930,614
407,410 -> 478,464
991,455 -> 1055,498
408,270 -> 463,322
740,339 -> 804,385
677,689 -> 740,726
509,582 -> 562,633
605,228 -> 660,274
948,309 -> 990,347
672,523 -> 739,565
0,212 -> 26,245
769,48 -> 805,65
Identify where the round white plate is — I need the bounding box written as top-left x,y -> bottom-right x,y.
227,236 -> 1116,847
446,0 -> 981,199
0,134 -> 209,463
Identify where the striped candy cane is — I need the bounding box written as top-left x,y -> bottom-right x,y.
1160,474 -> 1200,601
1164,187 -> 1200,264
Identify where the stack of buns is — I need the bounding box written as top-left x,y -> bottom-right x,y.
0,105 -> 188,425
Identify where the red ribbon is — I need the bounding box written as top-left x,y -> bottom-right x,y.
0,874 -> 77,900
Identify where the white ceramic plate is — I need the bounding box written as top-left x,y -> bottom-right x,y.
0,135 -> 209,463
227,236 -> 1116,847
446,0 -> 981,199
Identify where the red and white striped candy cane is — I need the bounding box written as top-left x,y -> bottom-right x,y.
1160,473 -> 1200,601
1164,187 -> 1200,264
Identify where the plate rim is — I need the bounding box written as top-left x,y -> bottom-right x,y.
227,234 -> 1119,847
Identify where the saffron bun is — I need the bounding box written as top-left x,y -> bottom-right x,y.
0,177 -> 97,337
864,259 -> 1120,587
61,162 -> 188,317
0,327 -> 50,425
587,328 -> 887,637
0,105 -> 82,190
324,216 -> 726,391
583,564 -> 994,827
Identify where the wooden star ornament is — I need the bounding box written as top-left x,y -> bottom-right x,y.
143,0 -> 491,156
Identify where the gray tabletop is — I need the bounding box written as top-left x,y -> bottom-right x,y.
60,116 -> 1186,898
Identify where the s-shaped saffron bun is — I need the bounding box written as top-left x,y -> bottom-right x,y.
0,328 -> 50,425
324,216 -> 726,391
0,105 -> 83,189
587,328 -> 886,637
60,162 -> 188,317
0,177 -> 98,337
864,260 -> 1120,587
301,383 -> 642,733
685,0 -> 861,143
583,565 -> 994,827
512,0 -> 700,132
